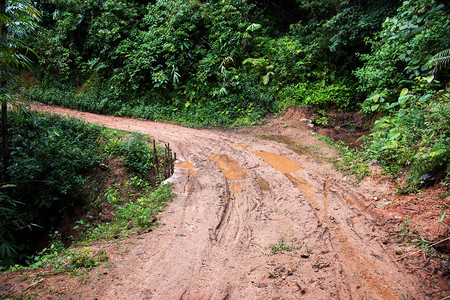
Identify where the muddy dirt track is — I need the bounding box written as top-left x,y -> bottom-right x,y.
28,104 -> 432,299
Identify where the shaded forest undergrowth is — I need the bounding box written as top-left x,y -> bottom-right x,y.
0,110 -> 175,269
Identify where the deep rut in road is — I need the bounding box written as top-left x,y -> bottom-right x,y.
29,104 -> 430,299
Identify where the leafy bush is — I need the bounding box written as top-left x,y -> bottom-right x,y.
318,136 -> 371,184
8,111 -> 102,206
0,111 -> 103,266
366,88 -> 449,191
84,183 -> 174,241
277,80 -> 353,109
1,110 -> 174,267
355,0 -> 450,110
0,186 -> 25,266
104,133 -> 159,180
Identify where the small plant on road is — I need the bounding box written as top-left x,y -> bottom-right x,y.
399,217 -> 412,241
318,136 -> 370,183
266,238 -> 295,255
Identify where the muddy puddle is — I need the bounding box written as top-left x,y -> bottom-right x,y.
230,143 -> 251,149
260,135 -> 314,156
253,151 -> 302,174
208,154 -> 246,180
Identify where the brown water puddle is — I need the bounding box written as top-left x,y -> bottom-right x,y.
259,135 -> 312,156
253,151 -> 316,206
176,160 -> 196,176
230,143 -> 250,149
208,154 -> 246,181
257,176 -> 270,193
284,174 -> 316,202
252,151 -> 302,174
233,182 -> 241,195
260,135 -> 294,145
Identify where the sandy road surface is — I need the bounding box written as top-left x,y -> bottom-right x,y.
29,104 -> 429,299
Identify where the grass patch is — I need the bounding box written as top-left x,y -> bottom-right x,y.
318,136 -> 371,184
266,238 -> 295,255
82,183 -> 174,242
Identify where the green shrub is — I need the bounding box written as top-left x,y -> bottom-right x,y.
104,133 -> 158,180
366,88 -> 449,191
318,136 -> 371,183
355,0 -> 450,110
84,184 -> 174,241
0,111 -> 103,266
277,80 -> 353,109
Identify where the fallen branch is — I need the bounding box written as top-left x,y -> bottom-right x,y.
22,279 -> 44,292
395,236 -> 450,261
426,288 -> 450,296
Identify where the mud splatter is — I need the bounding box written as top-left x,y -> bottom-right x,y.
233,182 -> 241,195
257,176 -> 270,193
176,160 -> 196,176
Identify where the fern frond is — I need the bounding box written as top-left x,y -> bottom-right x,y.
427,49 -> 450,74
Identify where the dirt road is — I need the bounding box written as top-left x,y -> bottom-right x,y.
29,104 -> 430,299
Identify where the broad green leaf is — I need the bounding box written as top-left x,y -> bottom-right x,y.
388,102 -> 400,109
439,212 -> 446,222
263,74 -> 270,85
418,93 -> 432,102
400,88 -> 409,97
246,23 -> 261,32
373,94 -> 380,103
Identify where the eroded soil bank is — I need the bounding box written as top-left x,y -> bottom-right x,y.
1,104 -> 449,299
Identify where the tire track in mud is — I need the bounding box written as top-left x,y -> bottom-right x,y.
251,149 -> 396,298
32,104 -> 428,299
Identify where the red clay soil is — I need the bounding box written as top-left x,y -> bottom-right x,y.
0,104 -> 448,299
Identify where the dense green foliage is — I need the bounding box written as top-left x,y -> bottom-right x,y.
1,111 -> 101,266
366,87 -> 449,191
25,0 -> 402,126
21,0 -> 449,187
0,0 -> 39,94
355,0 -> 449,111
356,0 -> 450,190
27,0 -> 269,125
0,110 -> 173,267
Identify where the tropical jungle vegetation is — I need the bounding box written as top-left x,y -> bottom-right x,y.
1,0 -> 449,266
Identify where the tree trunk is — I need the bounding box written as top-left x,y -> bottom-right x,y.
1,103 -> 8,183
1,0 -> 9,182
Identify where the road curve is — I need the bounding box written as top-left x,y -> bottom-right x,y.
32,104 -> 427,299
